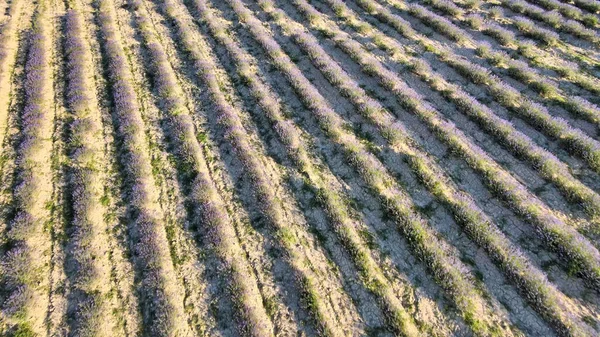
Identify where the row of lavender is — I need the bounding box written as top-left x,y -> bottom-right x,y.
126,0 -> 275,335
316,0 -> 600,285
346,0 -> 600,247
350,0 -> 600,207
328,0 -> 600,234
188,0 -> 427,334
95,0 -> 191,334
1,0 -> 599,335
63,4 -> 118,335
0,0 -> 23,154
413,0 -> 600,118
424,0 -> 600,95
402,1 -> 600,131
153,0 -> 364,335
259,0 -> 599,335
258,0 -> 597,334
227,0 -> 539,335
1,1 -> 54,335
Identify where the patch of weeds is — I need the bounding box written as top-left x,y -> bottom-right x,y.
582,315 -> 598,329
263,295 -> 278,319
358,228 -> 376,250
196,131 -> 208,143
99,194 -> 110,207
10,323 -> 35,337
279,227 -> 297,246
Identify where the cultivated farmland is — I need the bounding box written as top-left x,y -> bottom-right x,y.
1,0 -> 600,336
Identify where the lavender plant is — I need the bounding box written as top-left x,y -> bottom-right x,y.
514,17 -> 560,45
465,0 -> 482,8
466,13 -> 484,29
424,0 -> 464,17
489,6 -> 504,18
407,4 -> 467,42
528,0 -> 591,23
483,22 -> 516,45
563,19 -> 598,40
568,0 -> 600,13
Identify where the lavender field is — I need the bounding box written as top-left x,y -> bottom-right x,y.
1,0 -> 600,336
